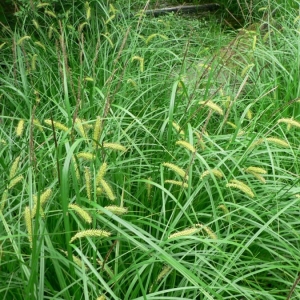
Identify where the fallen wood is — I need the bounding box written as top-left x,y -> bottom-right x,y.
144,3 -> 221,17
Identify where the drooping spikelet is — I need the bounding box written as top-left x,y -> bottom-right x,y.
96,295 -> 106,300
201,169 -> 223,180
0,189 -> 8,212
218,204 -> 229,219
199,100 -> 224,115
278,118 -> 300,129
164,180 -> 188,188
76,152 -> 95,161
266,137 -> 289,148
84,167 -> 92,201
175,140 -> 196,153
68,204 -> 92,223
245,167 -> 267,184
196,223 -> 217,240
226,179 -> 254,198
9,156 -> 21,180
85,1 -> 91,20
61,250 -> 88,270
103,142 -> 126,152
131,56 -> 144,72
70,229 -> 111,243
32,188 -> 52,218
16,119 -> 25,137
93,116 -> 102,149
8,175 -> 24,190
17,36 -> 31,45
99,205 -> 128,215
162,162 -> 188,179
245,167 -> 267,174
72,156 -> 80,181
45,10 -> 57,18
168,227 -> 200,240
100,179 -> 116,201
44,119 -> 69,132
96,163 -> 107,186
24,206 -> 33,248
149,265 -> 172,292
75,118 -> 86,138
145,33 -> 168,45
172,122 -> 184,135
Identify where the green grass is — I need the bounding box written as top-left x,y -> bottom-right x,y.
1,0 -> 300,299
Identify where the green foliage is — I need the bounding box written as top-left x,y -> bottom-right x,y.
1,0 -> 300,299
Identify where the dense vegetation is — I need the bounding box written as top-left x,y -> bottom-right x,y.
1,1 -> 300,299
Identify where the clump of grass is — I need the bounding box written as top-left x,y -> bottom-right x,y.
1,0 -> 300,299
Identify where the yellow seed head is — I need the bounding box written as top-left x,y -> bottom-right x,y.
97,296 -> 106,300
8,175 -> 23,190
24,206 -> 33,248
34,41 -> 46,51
266,137 -> 289,148
72,156 -> 80,181
84,167 -> 92,201
45,10 -> 57,18
84,77 -> 94,82
96,187 -> 102,196
32,188 -> 52,218
175,140 -> 196,153
278,118 -> 300,129
68,204 -> 92,223
101,205 -> 128,215
162,162 -> 188,179
199,100 -> 224,115
218,204 -> 229,217
105,15 -> 115,25
85,2 -> 91,20
44,119 -> 69,132
101,34 -> 114,48
246,109 -> 253,120
145,33 -> 168,45
9,156 -> 21,180
32,19 -> 39,30
100,179 -> 116,201
164,180 -> 188,188
75,118 -> 87,138
168,227 -> 200,240
96,163 -> 107,186
245,167 -> 267,174
196,223 -> 217,239
70,229 -> 111,243
131,56 -> 144,72
241,63 -> 254,77
0,189 -> 9,212
16,119 -> 25,137
79,22 -> 88,32
201,169 -> 223,180
37,3 -> 50,8
226,179 -> 254,198
76,152 -> 95,161
103,142 -> 126,152
17,36 -> 31,45
93,116 -> 102,148
172,122 -> 184,135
